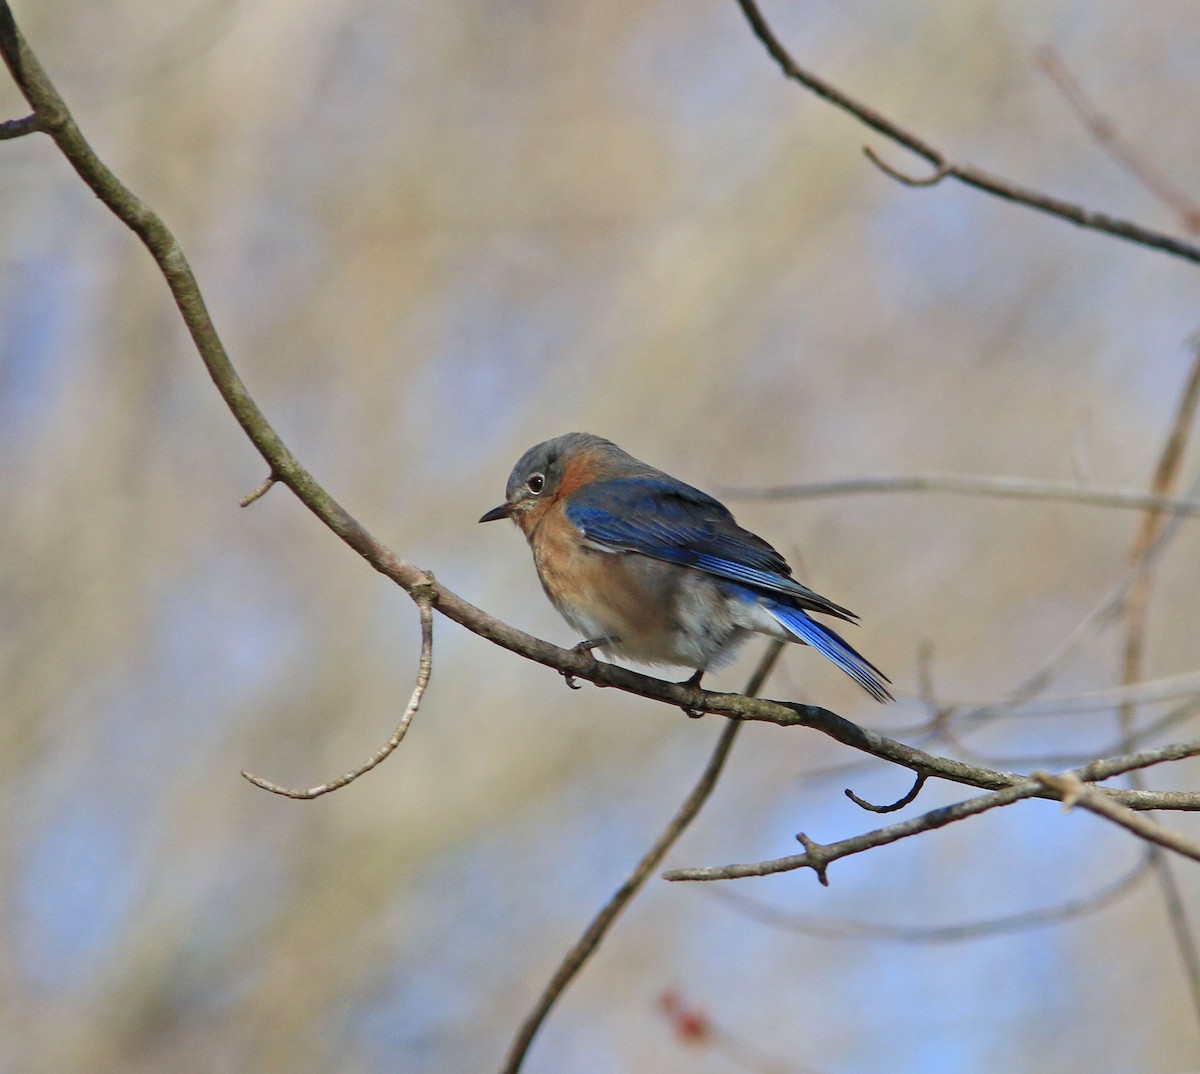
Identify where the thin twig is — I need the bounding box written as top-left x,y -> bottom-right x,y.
239,473 -> 277,507
951,471 -> 1200,734
1119,350 -> 1200,733
931,670 -> 1200,719
0,111 -> 38,138
733,0 -> 1200,265
497,641 -> 785,1074
722,472 -> 1200,517
708,847 -> 1153,943
240,597 -> 434,798
665,742 -> 1200,882
845,772 -> 927,814
667,781 -> 1041,883
1035,772 -> 1200,864
1037,46 -> 1200,235
1114,343 -> 1200,1029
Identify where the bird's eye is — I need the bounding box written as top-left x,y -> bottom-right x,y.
527,473 -> 545,494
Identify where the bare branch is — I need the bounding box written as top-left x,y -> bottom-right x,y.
937,671 -> 1200,719
498,641 -> 785,1074
1035,772 -> 1200,865
708,848 -> 1153,943
240,596 -> 434,799
665,742 -> 1200,883
722,471 -> 1200,517
239,473 -> 278,507
845,772 -> 927,814
667,780 -> 1041,883
862,145 -> 949,187
734,0 -> 1200,265
1038,46 -> 1200,235
0,111 -> 38,138
949,470 -> 1200,733
1113,342 -> 1200,1029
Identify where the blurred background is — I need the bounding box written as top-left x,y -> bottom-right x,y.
2,0 -> 1200,1071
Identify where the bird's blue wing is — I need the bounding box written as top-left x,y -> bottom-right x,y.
563,476 -> 856,621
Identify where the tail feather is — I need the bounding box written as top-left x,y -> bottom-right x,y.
765,601 -> 893,703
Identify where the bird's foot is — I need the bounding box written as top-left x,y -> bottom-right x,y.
562,637 -> 616,690
680,669 -> 705,718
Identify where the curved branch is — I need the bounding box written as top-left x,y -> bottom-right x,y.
862,145 -> 949,187
734,0 -> 1200,266
240,596 -> 434,799
845,772 -> 928,814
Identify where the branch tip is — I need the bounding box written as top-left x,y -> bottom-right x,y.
0,112 -> 41,139
239,474 -> 277,507
846,772 -> 928,813
863,144 -> 949,187
242,599 -> 434,799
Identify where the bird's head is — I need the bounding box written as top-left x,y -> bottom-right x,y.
479,432 -> 622,533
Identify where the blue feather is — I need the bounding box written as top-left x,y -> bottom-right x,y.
564,478 -> 856,621
764,601 -> 893,702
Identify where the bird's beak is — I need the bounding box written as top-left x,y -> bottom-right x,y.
478,502 -> 512,523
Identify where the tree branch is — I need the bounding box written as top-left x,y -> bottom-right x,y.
708,847 -> 1153,943
498,641 -> 785,1074
1037,46 -> 1200,235
734,0 -> 1200,266
665,741 -> 1200,882
1113,342 -> 1200,1029
0,110 -> 38,138
1035,772 -> 1200,865
240,596 -> 435,799
721,471 -> 1200,518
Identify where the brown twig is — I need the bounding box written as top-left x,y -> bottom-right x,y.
668,781 -> 1042,883
240,596 -> 434,799
665,741 -> 1200,882
1114,342 -> 1200,1029
845,772 -> 927,814
239,473 -> 278,507
0,110 -> 37,138
1037,46 -> 1200,235
708,847 -> 1153,943
721,472 -> 1200,517
946,470 -> 1200,736
498,641 -> 784,1074
733,0 -> 1200,265
1035,772 -> 1200,864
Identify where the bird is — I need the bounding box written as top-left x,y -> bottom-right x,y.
479,432 -> 892,703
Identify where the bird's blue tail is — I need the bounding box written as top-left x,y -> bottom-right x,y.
765,601 -> 893,702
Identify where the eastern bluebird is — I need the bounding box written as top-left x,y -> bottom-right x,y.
480,433 -> 892,702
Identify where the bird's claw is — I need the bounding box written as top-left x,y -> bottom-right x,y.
561,637 -> 616,691
680,670 -> 705,718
